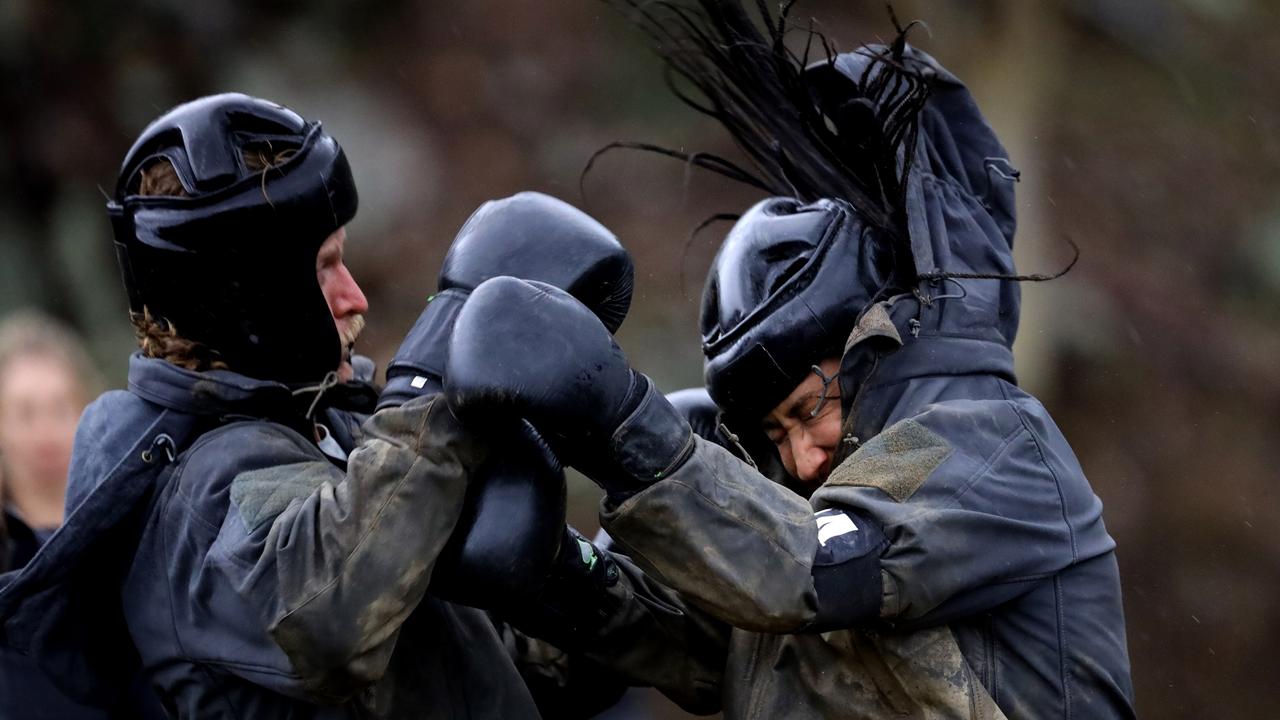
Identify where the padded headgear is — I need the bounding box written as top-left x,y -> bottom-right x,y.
701,197 -> 888,420
107,93 -> 358,384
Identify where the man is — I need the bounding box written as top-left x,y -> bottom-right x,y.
444,5 -> 1135,718
0,93 -> 634,719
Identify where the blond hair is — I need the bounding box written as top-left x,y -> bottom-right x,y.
0,310 -> 100,559
0,309 -> 101,397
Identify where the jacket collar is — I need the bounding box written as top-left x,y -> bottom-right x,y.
837,296 -> 1016,453
125,353 -> 295,417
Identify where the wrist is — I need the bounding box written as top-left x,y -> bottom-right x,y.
379,288 -> 468,409
608,375 -> 696,489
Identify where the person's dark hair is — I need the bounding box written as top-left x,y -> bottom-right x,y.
592,0 -> 931,289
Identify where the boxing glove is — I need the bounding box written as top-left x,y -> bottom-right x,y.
392,194 -> 630,603
446,277 -> 694,499
379,191 -> 634,409
428,420 -> 568,607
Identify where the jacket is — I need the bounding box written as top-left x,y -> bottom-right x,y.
1,354 -> 541,719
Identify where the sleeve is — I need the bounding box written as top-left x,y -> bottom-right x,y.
811,399 -> 1114,627
600,437 -> 827,634
598,398 -> 1110,638
495,621 -> 629,720
502,530 -> 731,715
188,395 -> 484,701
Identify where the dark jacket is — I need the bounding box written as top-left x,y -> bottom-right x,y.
1,354 -> 541,719
0,510 -> 126,720
571,47 -> 1134,720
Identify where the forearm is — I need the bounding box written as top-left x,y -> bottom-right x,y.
261,396 -> 482,696
503,533 -> 729,715
601,438 -> 822,633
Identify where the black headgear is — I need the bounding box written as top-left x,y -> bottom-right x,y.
107,93 -> 358,384
701,197 -> 890,421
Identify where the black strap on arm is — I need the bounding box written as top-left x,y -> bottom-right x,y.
803,507 -> 888,633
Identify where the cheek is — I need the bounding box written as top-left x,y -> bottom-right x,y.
317,267 -> 337,304
815,414 -> 844,449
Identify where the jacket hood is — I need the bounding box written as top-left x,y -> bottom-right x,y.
826,46 -> 1023,437
833,44 -> 1022,348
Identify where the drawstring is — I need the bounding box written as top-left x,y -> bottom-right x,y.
715,419 -> 759,470
291,371 -> 340,421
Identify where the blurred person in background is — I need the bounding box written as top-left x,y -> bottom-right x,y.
0,309 -> 122,720
0,309 -> 97,573
442,2 -> 1134,718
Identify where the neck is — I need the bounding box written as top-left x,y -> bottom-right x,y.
4,470 -> 66,530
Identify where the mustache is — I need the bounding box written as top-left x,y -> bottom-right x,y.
341,314 -> 366,351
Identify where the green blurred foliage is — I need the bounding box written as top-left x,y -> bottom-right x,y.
2,1 -> 1277,717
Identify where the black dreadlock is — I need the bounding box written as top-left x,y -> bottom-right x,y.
590,0 -> 933,285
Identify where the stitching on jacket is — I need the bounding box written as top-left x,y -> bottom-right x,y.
1007,399 -> 1079,563
1055,575 -> 1073,719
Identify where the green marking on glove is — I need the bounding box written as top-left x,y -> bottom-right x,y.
576,537 -> 598,571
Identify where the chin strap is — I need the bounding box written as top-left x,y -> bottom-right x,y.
291,370 -> 340,421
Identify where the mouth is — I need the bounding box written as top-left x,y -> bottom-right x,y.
340,314 -> 366,358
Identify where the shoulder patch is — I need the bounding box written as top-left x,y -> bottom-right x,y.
230,461 -> 333,532
824,419 -> 952,502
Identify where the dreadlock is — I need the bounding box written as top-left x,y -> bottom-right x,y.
591,0 -> 933,285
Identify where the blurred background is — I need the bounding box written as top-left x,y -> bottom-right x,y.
1,0 -> 1276,716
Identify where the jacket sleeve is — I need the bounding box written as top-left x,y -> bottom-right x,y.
182,395 -> 484,701
496,621 -> 629,720
578,552 -> 731,715
501,531 -> 731,715
599,397 -> 1113,635
811,398 -> 1116,627
600,437 -> 826,634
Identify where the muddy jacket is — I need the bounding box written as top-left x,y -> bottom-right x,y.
590,309 -> 1132,719
566,47 -> 1134,720
0,354 -> 541,719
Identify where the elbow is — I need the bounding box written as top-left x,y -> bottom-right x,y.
706,584 -> 817,634
271,616 -> 393,702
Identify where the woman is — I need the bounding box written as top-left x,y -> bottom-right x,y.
0,309 -> 98,573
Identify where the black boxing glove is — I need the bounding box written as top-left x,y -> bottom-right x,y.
379,191 -> 633,409
666,387 -> 784,480
499,526 -> 622,651
446,277 -> 694,500
428,420 -> 568,607
388,194 -> 630,605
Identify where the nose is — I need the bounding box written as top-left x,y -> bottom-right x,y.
327,262 -> 369,319
791,435 -> 831,485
